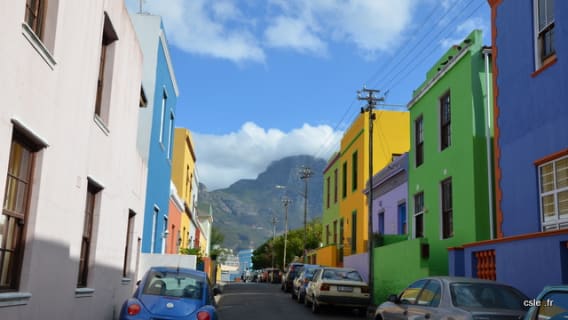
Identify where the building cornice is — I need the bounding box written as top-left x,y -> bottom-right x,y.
159,30 -> 179,97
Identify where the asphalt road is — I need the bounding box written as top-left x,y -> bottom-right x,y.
216,282 -> 368,320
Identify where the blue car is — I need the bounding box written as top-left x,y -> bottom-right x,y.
119,266 -> 220,320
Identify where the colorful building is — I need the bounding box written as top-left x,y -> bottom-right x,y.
373,29 -> 494,303
449,0 -> 568,298
0,1 -> 146,318
317,152 -> 341,267
131,13 -> 179,254
340,109 -> 410,278
166,182 -> 184,254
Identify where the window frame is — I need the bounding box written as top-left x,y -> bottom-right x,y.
25,0 -> 47,39
342,161 -> 348,199
415,116 -> 424,167
351,211 -> 357,253
0,131 -> 41,292
441,178 -> 453,239
440,91 -> 451,150
534,0 -> 556,69
122,210 -> 136,278
352,151 -> 358,192
333,169 -> 338,203
414,192 -> 425,238
94,12 -> 118,126
538,155 -> 568,231
159,89 -> 168,146
78,180 -> 102,288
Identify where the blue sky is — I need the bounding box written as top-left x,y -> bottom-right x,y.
125,0 -> 490,190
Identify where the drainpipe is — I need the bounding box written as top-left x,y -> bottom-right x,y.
483,48 -> 494,240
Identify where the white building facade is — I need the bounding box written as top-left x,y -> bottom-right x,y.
0,1 -> 146,319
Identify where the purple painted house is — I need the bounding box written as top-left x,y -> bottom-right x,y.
449,0 -> 568,298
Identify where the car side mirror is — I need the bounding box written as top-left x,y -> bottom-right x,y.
388,294 -> 399,304
213,287 -> 222,296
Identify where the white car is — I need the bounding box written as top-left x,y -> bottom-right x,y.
304,267 -> 370,314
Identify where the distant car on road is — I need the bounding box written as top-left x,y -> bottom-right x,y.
523,285 -> 568,320
119,266 -> 220,320
281,262 -> 304,293
304,266 -> 370,314
374,276 -> 529,320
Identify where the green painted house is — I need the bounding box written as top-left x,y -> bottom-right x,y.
317,152 -> 342,267
373,30 -> 494,303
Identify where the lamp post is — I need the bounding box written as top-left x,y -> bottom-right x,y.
299,166 -> 313,263
271,215 -> 277,271
281,197 -> 292,269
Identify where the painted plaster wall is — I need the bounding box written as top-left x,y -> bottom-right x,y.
374,182 -> 407,235
322,153 -> 341,249
408,30 -> 493,276
343,253 -> 369,282
0,1 -> 146,319
315,245 -> 337,267
339,111 -> 409,256
494,1 -> 568,236
166,184 -> 183,254
374,239 -> 429,305
132,14 -> 179,254
455,233 -> 568,298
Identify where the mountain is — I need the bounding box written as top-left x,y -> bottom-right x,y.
197,155 -> 327,252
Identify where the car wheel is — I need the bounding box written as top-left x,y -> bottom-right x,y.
311,296 -> 319,314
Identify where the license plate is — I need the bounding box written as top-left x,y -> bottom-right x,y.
337,286 -> 353,292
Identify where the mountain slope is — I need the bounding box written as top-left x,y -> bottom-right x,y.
197,155 -> 326,252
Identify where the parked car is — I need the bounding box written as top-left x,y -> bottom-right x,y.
281,262 -> 304,292
374,276 -> 529,320
292,264 -> 321,303
304,266 -> 370,314
119,266 -> 220,320
523,285 -> 568,320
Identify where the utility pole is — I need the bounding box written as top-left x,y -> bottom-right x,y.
282,197 -> 292,269
299,166 -> 313,263
357,86 -> 384,309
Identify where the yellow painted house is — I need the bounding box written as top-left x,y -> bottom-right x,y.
338,110 -> 409,258
172,128 -> 199,252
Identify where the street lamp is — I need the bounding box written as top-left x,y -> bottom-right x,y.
281,197 -> 291,269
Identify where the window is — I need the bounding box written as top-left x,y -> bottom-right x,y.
139,87 -> 148,108
25,0 -> 47,39
352,151 -> 358,191
398,202 -> 407,235
333,169 -> 338,203
535,291 -> 568,320
400,279 -> 428,304
326,176 -> 330,208
414,192 -> 424,238
167,112 -> 174,159
123,210 -> 136,278
539,155 -> 568,230
159,90 -> 167,145
78,181 -> 101,287
326,225 -> 330,245
378,211 -> 385,234
415,116 -> 424,167
339,219 -> 344,262
441,178 -> 453,238
1,131 -> 41,291
416,280 -> 442,307
94,13 -> 118,124
342,161 -> 347,198
535,0 -> 555,68
440,92 -> 451,150
333,220 -> 337,244
151,206 -> 159,253
351,211 -> 357,253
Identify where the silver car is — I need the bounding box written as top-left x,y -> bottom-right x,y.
374,276 -> 528,320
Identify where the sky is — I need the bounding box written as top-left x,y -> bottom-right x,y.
125,0 -> 490,190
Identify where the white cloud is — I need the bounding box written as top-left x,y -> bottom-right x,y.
440,17 -> 488,48
129,0 -> 265,64
127,0 -> 415,63
193,122 -> 341,190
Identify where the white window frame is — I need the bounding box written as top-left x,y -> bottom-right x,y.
538,155 -> 568,231
159,89 -> 167,145
167,111 -> 174,160
533,0 -> 556,69
413,192 -> 425,239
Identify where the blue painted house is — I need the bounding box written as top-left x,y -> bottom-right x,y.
449,0 -> 568,297
131,13 -> 179,253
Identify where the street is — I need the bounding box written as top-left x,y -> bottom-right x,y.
216,282 -> 368,320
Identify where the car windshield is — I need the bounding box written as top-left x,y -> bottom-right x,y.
450,282 -> 527,310
143,271 -> 205,300
322,269 -> 363,281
